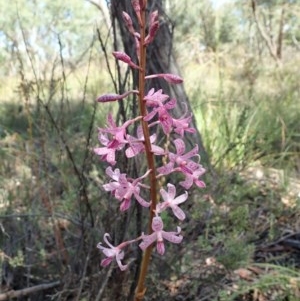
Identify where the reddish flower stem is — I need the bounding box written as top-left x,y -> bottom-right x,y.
134,1 -> 157,300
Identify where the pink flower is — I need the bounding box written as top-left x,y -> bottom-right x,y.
144,88 -> 169,107
145,98 -> 176,134
97,233 -> 128,271
156,161 -> 174,176
172,114 -> 196,137
125,126 -> 164,158
157,139 -> 199,175
139,216 -> 183,255
102,167 -> 123,192
103,167 -> 151,211
94,114 -> 140,165
156,140 -> 206,189
158,108 -> 173,134
157,184 -> 188,221
94,133 -> 124,166
100,113 -> 135,144
178,162 -> 206,190
169,138 -> 199,171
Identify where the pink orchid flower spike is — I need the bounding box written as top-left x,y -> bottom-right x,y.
97,233 -> 129,271
139,216 -> 183,255
157,183 -> 188,221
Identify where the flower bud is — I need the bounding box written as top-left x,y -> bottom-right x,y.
122,12 -> 136,36
97,93 -> 121,102
144,21 -> 159,45
113,51 -> 140,70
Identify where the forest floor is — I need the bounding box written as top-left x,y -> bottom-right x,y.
152,165 -> 300,301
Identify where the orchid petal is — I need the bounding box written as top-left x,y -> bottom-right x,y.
171,205 -> 186,221
152,216 -> 164,231
134,193 -> 151,208
106,150 -> 116,165
173,139 -> 185,155
103,233 -> 115,249
162,232 -> 183,244
182,145 -> 199,160
173,191 -> 188,205
101,257 -> 113,267
144,109 -> 157,121
157,162 -> 174,175
103,182 -> 120,192
194,179 -> 206,188
151,144 -> 165,155
120,198 -> 131,211
159,187 -> 169,203
167,183 -> 176,199
179,176 -> 193,189
94,147 -> 109,155
116,253 -> 128,271
139,232 -> 157,250
165,98 -> 176,109
162,228 -> 183,244
156,241 -> 165,255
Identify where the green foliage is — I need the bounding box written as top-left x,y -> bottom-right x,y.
169,0 -> 240,53
217,237 -> 254,270
0,0 -> 100,77
190,65 -> 300,171
219,264 -> 300,301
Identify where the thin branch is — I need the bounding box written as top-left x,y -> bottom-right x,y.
96,27 -> 118,92
80,38 -> 97,177
95,265 -> 113,301
57,33 -> 69,111
0,281 -> 60,301
75,235 -> 93,301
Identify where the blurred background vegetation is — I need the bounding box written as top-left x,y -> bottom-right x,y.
0,0 -> 300,300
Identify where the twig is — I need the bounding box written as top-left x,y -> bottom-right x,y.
0,281 -> 60,301
256,231 -> 300,250
75,234 -> 93,301
96,27 -> 118,92
95,265 -> 113,301
80,40 -> 97,176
